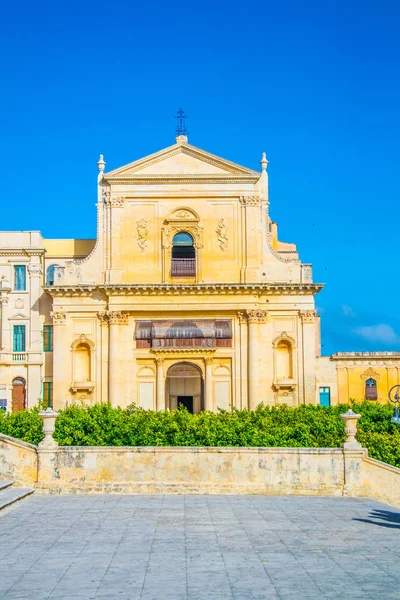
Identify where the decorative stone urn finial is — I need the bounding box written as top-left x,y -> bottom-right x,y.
97,154 -> 106,173
260,152 -> 268,172
340,409 -> 362,450
39,407 -> 59,449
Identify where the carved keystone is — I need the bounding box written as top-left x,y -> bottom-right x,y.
340,409 -> 362,450
39,407 -> 59,449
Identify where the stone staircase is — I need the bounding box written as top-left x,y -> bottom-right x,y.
0,480 -> 34,511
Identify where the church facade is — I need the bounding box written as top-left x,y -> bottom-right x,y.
0,135 -> 399,411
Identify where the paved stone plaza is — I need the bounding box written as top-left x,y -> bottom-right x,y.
0,495 -> 399,600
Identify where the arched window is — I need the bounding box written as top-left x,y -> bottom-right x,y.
171,232 -> 195,276
276,340 -> 293,379
74,343 -> 91,382
46,264 -> 61,286
365,378 -> 377,400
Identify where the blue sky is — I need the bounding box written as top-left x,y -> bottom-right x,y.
0,0 -> 399,354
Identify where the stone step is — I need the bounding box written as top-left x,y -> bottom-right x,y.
0,480 -> 13,491
0,487 -> 34,511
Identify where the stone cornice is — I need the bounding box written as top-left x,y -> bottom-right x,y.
150,348 -> 216,357
331,352 -> 400,361
104,175 -> 260,185
0,248 -> 45,257
44,283 -> 324,298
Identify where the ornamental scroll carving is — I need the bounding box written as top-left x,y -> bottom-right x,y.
50,311 -> 67,325
107,311 -> 129,325
239,196 -> 262,207
162,225 -> 203,249
102,189 -> 125,207
27,263 -> 42,276
246,309 -> 269,323
97,312 -> 109,324
300,310 -> 316,324
136,218 -> 149,252
361,367 -> 381,381
216,219 -> 228,251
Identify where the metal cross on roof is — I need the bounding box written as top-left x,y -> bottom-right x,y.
175,108 -> 188,136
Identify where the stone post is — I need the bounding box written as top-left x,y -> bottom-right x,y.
108,311 -> 129,407
156,358 -> 165,411
340,409 -> 362,449
204,357 -> 213,411
39,407 -> 59,448
247,310 -> 268,410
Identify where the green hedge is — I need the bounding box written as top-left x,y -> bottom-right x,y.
0,401 -> 399,468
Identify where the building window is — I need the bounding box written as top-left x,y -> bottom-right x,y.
319,386 -> 331,407
42,382 -> 53,409
365,378 -> 378,400
0,399 -> 6,411
43,325 -> 53,352
13,325 -> 26,352
46,264 -> 61,286
171,232 -> 196,277
14,265 -> 26,291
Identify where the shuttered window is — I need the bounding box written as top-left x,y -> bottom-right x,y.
14,265 -> 26,291
13,325 -> 26,352
43,325 -> 53,352
365,378 -> 378,400
43,382 -> 53,408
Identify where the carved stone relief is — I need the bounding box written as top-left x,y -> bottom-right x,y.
137,218 -> 149,252
216,219 -> 228,251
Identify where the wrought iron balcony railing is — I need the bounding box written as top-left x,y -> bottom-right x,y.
171,258 -> 196,277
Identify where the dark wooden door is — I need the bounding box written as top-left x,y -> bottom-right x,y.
177,396 -> 194,413
12,381 -> 25,412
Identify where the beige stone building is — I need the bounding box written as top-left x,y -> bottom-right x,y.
0,135 -> 399,411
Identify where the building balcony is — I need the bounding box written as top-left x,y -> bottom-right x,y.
171,258 -> 196,277
273,378 -> 297,392
0,351 -> 42,365
70,381 -> 95,394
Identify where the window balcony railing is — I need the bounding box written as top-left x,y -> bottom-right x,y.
171,258 -> 196,277
152,338 -> 216,349
12,353 -> 27,362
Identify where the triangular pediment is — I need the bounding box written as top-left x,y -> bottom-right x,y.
104,141 -> 259,180
8,312 -> 29,320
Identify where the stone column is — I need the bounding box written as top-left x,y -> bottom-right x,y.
156,357 -> 165,411
108,311 -> 128,407
300,310 -> 317,404
247,310 -> 269,410
240,196 -> 263,283
204,357 -> 213,411
98,312 -> 109,405
27,262 -> 43,352
237,312 -> 248,409
50,311 -> 67,411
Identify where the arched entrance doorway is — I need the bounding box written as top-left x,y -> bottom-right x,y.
12,377 -> 26,413
166,362 -> 203,413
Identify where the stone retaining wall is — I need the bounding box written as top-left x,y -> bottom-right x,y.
1,434 -> 399,507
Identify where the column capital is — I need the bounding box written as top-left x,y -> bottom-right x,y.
246,309 -> 269,323
237,311 -> 248,324
239,195 -> 262,207
50,311 -> 66,325
300,310 -> 316,324
97,311 -> 109,324
28,263 -> 43,277
107,311 -> 129,325
155,357 -> 165,366
204,357 -> 214,367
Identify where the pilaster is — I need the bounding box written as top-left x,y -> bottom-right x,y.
50,311 -> 67,411
300,310 -> 317,404
247,309 -> 269,409
107,311 -> 129,407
